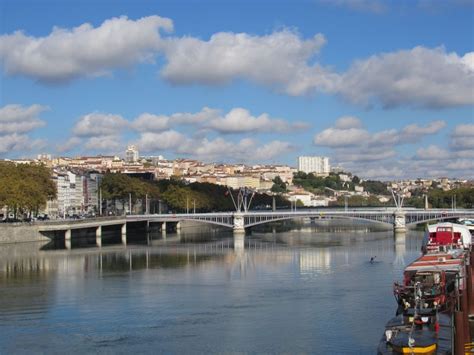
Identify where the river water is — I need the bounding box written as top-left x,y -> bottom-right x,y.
0,222 -> 423,354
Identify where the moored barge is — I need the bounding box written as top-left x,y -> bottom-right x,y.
378,223 -> 473,354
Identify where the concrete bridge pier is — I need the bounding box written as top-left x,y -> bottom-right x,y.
96,226 -> 102,247
121,223 -> 127,245
233,213 -> 245,233
65,229 -> 72,250
233,232 -> 245,254
393,210 -> 406,233
176,221 -> 181,234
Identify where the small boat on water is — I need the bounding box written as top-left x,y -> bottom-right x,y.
378,222 -> 472,354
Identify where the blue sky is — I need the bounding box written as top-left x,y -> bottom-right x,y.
0,0 -> 473,179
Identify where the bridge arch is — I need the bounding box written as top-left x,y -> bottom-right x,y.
406,214 -> 473,226
244,214 -> 393,229
175,217 -> 233,229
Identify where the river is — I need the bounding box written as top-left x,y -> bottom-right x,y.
0,221 -> 423,354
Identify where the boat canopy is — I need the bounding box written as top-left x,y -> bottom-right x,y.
424,222 -> 472,249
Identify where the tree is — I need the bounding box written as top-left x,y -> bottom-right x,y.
271,176 -> 287,193
0,162 -> 56,218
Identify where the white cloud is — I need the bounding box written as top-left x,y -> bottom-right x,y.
132,113 -> 170,132
315,117 -> 447,149
450,123 -> 474,151
0,15 -> 173,83
135,130 -> 187,152
339,47 -> 474,108
414,145 -> 450,160
161,29 -> 331,95
73,112 -> 128,137
1,15 -> 472,109
0,133 -> 44,154
334,116 -> 363,129
335,147 -> 397,162
401,120 -> 446,138
206,108 -> 307,134
252,141 -> 295,161
169,107 -> 221,125
314,127 -> 370,147
56,137 -> 82,153
177,137 -> 294,162
84,135 -> 123,153
452,123 -> 474,137
358,166 -> 404,180
0,104 -> 47,134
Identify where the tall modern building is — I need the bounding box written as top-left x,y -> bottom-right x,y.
297,156 -> 330,175
125,145 -> 139,163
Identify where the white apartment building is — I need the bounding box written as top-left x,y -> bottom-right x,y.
125,145 -> 139,163
297,156 -> 330,176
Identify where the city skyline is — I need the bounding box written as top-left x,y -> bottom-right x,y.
1,0 -> 473,180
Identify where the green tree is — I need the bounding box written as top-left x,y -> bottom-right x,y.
271,176 -> 287,193
0,162 -> 56,218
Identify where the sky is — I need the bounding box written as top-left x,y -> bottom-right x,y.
0,0 -> 473,180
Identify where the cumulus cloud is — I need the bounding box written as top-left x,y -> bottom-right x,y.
334,116 -> 363,129
162,33 -> 473,108
450,123 -> 474,151
132,113 -> 170,132
0,133 -> 45,154
73,112 -> 129,137
133,132 -> 294,162
169,107 -> 221,125
315,117 -> 446,148
130,106 -> 304,134
314,127 -> 370,147
161,30 -> 327,90
0,15 -> 173,83
1,15 -> 472,108
334,147 -> 397,162
0,104 -> 48,134
84,135 -> 123,153
206,108 -> 307,134
177,137 -> 294,162
135,130 -> 187,152
56,137 -> 82,153
0,104 -> 48,156
339,47 -> 474,108
401,120 -> 446,138
414,145 -> 450,160
252,141 -> 296,161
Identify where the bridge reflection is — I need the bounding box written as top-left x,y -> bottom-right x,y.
0,227 -> 421,282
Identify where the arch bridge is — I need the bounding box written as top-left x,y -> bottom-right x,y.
128,208 -> 474,233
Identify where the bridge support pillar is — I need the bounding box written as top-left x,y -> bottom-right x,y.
96,226 -> 102,247
233,233 -> 245,254
121,223 -> 127,245
393,210 -> 406,233
176,222 -> 181,232
233,213 -> 245,233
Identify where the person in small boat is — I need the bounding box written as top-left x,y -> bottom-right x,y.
370,256 -> 377,264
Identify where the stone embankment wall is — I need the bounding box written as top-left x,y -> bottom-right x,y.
0,225 -> 50,244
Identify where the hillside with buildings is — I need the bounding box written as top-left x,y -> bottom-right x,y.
1,146 -> 472,220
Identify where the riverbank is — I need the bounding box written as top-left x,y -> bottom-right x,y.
0,224 -> 50,244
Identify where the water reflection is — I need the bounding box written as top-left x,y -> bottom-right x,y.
0,225 -> 420,280
0,223 -> 425,354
